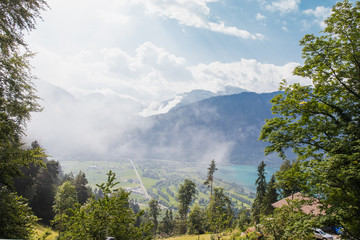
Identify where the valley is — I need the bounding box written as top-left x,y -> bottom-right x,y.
60,159 -> 258,210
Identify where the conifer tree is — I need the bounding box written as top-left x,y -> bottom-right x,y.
251,161 -> 267,223
148,199 -> 161,234
176,179 -> 196,234
262,174 -> 278,215
204,159 -> 218,198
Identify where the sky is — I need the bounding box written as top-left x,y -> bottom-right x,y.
23,0 -> 345,160
26,0 -> 343,106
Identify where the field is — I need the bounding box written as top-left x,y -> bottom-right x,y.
60,159 -> 254,210
34,224 -> 58,240
161,232 -> 236,240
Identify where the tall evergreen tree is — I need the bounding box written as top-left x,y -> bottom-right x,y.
148,199 -> 161,234
73,170 -> 91,205
160,209 -> 174,235
206,187 -> 233,233
204,159 -> 218,198
176,179 -> 196,234
188,204 -> 206,236
262,174 -> 278,215
251,161 -> 267,223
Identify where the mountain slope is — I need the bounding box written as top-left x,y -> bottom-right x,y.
139,91 -> 281,166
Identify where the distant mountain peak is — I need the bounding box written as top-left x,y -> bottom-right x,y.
140,86 -> 248,116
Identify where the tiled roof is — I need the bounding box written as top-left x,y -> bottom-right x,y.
271,192 -> 324,215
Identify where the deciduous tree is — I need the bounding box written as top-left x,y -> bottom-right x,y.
0,187 -> 38,239
59,171 -> 151,240
0,0 -> 48,238
259,1 -> 360,237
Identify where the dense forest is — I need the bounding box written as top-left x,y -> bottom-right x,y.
1,0 -> 360,239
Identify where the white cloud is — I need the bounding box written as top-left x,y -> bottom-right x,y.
190,59 -> 310,93
266,0 -> 300,14
138,0 -> 263,39
256,13 -> 266,21
32,41 -> 310,106
303,6 -> 331,28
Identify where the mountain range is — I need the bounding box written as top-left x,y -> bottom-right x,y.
137,91 -> 281,166
27,81 -> 282,166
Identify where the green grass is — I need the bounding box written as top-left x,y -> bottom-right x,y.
158,230 -> 238,240
34,224 -> 58,240
142,177 -> 159,189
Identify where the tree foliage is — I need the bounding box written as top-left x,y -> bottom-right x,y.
159,209 -> 174,235
176,179 -> 196,234
262,175 -> 278,215
0,187 -> 38,239
206,187 -> 233,233
260,199 -> 317,240
14,141 -> 60,224
148,199 -> 161,234
0,0 -> 47,238
259,1 -> 360,238
59,171 -> 151,240
204,159 -> 218,197
73,170 -> 91,205
188,204 -> 206,235
251,161 -> 267,223
0,0 -> 48,188
177,179 -> 197,220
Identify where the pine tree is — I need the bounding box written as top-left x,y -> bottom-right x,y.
262,174 -> 278,215
251,161 -> 267,223
148,199 -> 161,234
204,159 -> 218,198
176,179 -> 196,234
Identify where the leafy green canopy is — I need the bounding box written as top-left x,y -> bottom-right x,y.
59,171 -> 151,240
0,0 -> 47,238
260,1 -> 360,238
206,187 -> 233,233
0,0 -> 48,188
0,187 -> 38,239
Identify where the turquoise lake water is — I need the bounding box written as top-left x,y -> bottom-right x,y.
216,165 -> 278,191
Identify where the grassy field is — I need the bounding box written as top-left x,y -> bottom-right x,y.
159,231 -> 238,240
34,224 -> 58,240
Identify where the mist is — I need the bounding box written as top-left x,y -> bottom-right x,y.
25,80 -> 236,163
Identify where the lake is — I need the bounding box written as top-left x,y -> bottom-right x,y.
216,165 -> 278,191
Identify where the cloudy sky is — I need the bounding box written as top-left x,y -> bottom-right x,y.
24,0 -> 345,159
26,0 -> 343,106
